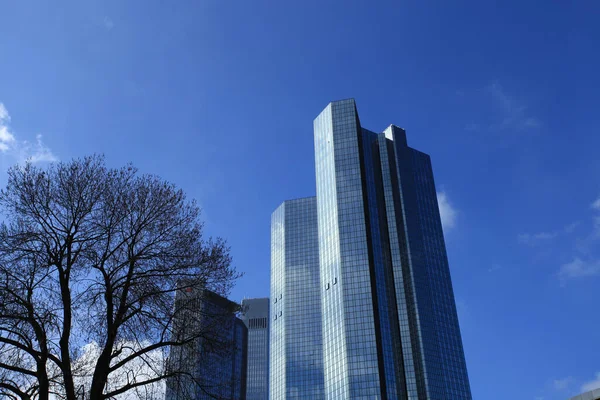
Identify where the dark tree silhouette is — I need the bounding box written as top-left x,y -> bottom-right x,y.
0,155 -> 239,400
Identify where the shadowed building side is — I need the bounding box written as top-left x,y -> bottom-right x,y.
240,298 -> 269,400
166,286 -> 247,400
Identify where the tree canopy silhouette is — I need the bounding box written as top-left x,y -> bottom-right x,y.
0,155 -> 239,400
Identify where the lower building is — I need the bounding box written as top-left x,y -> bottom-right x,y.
240,298 -> 269,400
270,197 -> 325,399
166,286 -> 247,400
570,389 -> 600,400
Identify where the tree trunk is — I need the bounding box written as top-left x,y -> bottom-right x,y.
60,255 -> 76,400
88,348 -> 112,400
36,358 -> 50,400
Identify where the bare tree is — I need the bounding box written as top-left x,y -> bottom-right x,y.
0,155 -> 240,400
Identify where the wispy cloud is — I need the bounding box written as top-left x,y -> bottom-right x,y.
518,221 -> 579,246
0,102 -> 58,164
581,372 -> 600,392
518,231 -> 558,245
558,258 -> 600,281
17,134 -> 57,163
577,195 -> 600,253
553,376 -> 574,391
564,221 -> 580,234
592,196 -> 600,211
465,122 -> 479,131
437,191 -> 457,231
486,82 -> 541,132
516,199 -> 600,285
464,82 -> 540,135
102,16 -> 114,30
552,196 -> 600,283
591,196 -> 600,238
488,264 -> 501,273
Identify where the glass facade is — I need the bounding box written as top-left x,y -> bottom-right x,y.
314,100 -> 382,399
166,288 -> 247,400
270,197 -> 325,399
241,298 -> 270,400
311,99 -> 472,399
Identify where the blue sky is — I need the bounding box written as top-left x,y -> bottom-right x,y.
1,1 -> 599,398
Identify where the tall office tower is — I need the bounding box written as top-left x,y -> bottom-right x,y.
166,287 -> 248,400
270,197 -> 325,399
313,99 -> 471,399
240,298 -> 270,400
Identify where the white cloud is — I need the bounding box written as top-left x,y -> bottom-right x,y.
0,103 -> 9,120
0,103 -> 16,150
555,196 -> 600,279
437,191 -> 456,231
486,82 -> 541,132
558,258 -> 600,281
517,231 -> 558,245
519,222 -> 579,246
581,372 -> 600,392
72,341 -> 165,399
553,376 -> 574,390
17,134 -> 58,163
0,102 -> 57,164
533,232 -> 558,240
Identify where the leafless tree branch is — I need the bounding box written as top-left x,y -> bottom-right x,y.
0,155 -> 240,400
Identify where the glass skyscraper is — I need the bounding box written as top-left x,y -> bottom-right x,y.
166,287 -> 248,400
270,197 -> 325,399
270,99 -> 471,399
240,298 -> 270,400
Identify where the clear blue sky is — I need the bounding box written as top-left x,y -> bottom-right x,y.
1,1 -> 599,398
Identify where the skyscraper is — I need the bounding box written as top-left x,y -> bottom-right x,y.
240,298 -> 270,400
270,197 -> 325,399
270,99 -> 471,399
166,286 -> 248,400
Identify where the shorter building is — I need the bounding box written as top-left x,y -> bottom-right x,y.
570,389 -> 600,400
166,286 -> 247,400
270,197 -> 325,399
240,298 -> 270,400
